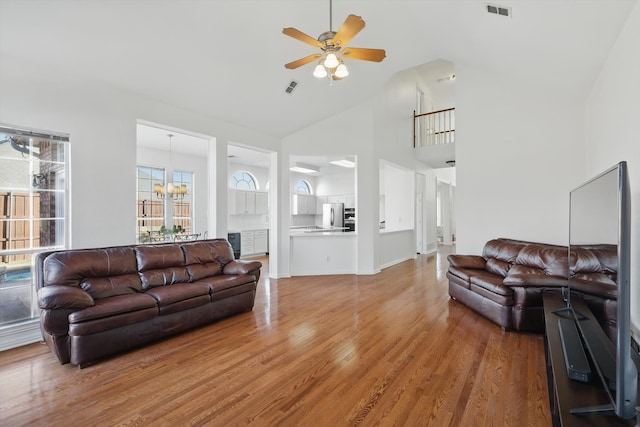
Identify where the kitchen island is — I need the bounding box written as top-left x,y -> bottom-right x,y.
290,229 -> 356,276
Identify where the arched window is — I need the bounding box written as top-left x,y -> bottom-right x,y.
294,179 -> 312,194
230,171 -> 257,190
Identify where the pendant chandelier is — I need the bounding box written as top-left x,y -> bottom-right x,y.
154,134 -> 187,200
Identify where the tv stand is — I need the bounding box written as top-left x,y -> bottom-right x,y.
543,291 -> 639,426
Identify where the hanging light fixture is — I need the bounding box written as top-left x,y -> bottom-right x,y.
154,134 -> 187,200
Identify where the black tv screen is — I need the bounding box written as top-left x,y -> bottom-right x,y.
569,161 -> 637,419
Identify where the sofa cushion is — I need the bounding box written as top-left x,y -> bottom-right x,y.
135,244 -> 189,290
68,293 -> 159,335
482,238 -> 529,264
81,274 -> 142,299
195,275 -> 256,301
186,262 -> 223,281
513,244 -> 568,277
485,259 -> 510,277
181,240 -> 235,267
135,244 -> 185,270
145,283 -> 211,315
469,271 -> 513,298
43,247 -> 140,292
139,267 -> 191,290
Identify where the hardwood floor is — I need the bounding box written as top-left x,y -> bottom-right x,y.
0,247 -> 551,426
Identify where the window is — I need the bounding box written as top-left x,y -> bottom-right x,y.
230,171 -> 257,190
0,125 -> 69,327
294,179 -> 312,194
172,170 -> 193,233
136,166 -> 165,242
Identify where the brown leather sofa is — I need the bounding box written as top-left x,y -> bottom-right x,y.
447,238 -> 617,338
36,239 -> 262,367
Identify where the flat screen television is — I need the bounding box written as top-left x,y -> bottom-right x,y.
568,160 -> 637,419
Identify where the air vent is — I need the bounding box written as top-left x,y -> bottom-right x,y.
486,3 -> 511,17
285,80 -> 299,94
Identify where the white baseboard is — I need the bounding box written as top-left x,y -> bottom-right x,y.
0,319 -> 42,352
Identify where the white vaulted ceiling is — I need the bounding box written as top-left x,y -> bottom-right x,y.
0,0 -> 636,139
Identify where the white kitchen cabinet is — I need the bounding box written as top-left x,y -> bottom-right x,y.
239,229 -> 268,257
344,194 -> 355,208
254,229 -> 268,253
229,190 -> 268,215
316,196 -> 327,214
327,195 -> 344,204
292,194 -> 316,215
241,230 -> 254,255
255,192 -> 268,214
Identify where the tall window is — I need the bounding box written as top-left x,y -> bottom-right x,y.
136,166 -> 165,242
230,171 -> 257,190
294,179 -> 312,194
172,170 -> 193,232
0,125 -> 68,326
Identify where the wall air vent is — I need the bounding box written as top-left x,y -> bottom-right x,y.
486,3 -> 511,17
285,80 -> 299,94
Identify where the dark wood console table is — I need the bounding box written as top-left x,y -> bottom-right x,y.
543,291 -> 638,426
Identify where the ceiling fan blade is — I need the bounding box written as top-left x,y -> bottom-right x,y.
285,54 -> 323,70
342,47 -> 386,62
331,14 -> 365,48
282,27 -> 323,48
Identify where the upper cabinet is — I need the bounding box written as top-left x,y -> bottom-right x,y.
292,194 -> 316,215
229,189 -> 268,215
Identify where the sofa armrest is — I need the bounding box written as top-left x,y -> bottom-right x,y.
223,260 -> 262,276
447,254 -> 486,270
503,274 -> 568,288
38,285 -> 95,310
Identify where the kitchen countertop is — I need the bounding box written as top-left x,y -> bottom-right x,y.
290,226 -> 355,236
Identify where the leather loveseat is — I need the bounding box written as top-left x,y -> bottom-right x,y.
447,238 -> 617,338
36,239 -> 262,367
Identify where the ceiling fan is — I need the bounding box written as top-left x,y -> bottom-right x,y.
282,0 -> 386,82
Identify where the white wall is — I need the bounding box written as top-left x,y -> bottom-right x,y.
454,62 -> 585,255
585,1 -> 640,336
0,53 -> 280,249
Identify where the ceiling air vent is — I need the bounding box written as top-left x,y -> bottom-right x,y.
285,80 -> 299,94
486,3 -> 511,17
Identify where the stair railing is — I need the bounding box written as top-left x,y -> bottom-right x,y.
413,107 -> 455,148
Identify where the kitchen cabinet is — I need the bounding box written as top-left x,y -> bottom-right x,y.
327,195 -> 344,204
254,229 -> 268,253
229,190 -> 268,215
241,231 -> 254,255
292,194 -> 316,215
344,194 -> 355,208
239,229 -> 269,256
324,194 -> 355,208
255,192 -> 268,214
316,196 -> 327,214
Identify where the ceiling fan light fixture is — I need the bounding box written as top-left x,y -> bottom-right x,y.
335,62 -> 349,78
313,63 -> 328,78
324,52 -> 339,69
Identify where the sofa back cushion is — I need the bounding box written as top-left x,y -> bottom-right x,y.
181,239 -> 234,280
43,247 -> 141,299
509,243 -> 569,278
571,244 -> 617,284
135,244 -> 189,290
482,239 -> 530,277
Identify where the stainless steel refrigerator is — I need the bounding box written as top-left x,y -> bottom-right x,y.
322,203 -> 344,229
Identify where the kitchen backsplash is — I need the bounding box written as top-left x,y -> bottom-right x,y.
228,214 -> 269,231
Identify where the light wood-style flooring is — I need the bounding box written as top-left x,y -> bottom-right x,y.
0,246 -> 551,426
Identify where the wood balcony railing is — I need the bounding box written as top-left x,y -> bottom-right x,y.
413,107 -> 455,148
